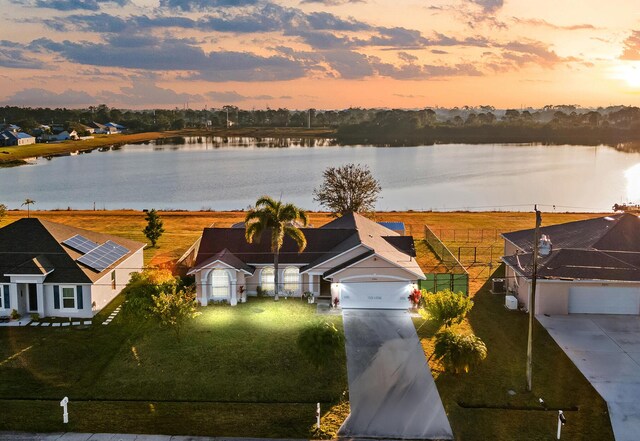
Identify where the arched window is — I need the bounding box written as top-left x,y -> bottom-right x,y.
261,267 -> 275,292
212,269 -> 230,298
283,267 -> 300,293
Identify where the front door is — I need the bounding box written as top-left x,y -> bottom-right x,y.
28,284 -> 38,312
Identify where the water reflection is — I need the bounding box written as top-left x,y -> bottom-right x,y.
150,136 -> 337,149
625,163 -> 640,202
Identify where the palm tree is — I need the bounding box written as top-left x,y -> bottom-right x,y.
22,199 -> 36,218
245,196 -> 308,301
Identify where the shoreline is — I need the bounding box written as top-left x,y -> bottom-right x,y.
0,127 -> 337,167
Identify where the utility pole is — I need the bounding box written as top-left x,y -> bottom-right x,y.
527,205 -> 542,392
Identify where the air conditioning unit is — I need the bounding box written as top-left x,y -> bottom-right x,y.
492,278 -> 505,294
505,295 -> 518,310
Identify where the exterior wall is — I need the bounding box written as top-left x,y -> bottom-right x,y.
512,277 -> 640,315
503,239 -> 521,257
43,284 -> 92,319
90,249 -> 144,314
245,264 -> 306,296
333,255 -> 418,283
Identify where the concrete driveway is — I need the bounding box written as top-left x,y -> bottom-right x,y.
538,314 -> 640,441
338,309 -> 453,440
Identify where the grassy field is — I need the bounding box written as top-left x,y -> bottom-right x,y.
0,299 -> 347,437
0,209 -> 615,439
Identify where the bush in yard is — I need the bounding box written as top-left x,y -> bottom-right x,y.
121,268 -> 178,318
149,285 -> 201,341
297,321 -> 345,368
433,330 -> 487,374
419,289 -> 473,329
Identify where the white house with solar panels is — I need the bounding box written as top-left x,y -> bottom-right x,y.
0,218 -> 145,320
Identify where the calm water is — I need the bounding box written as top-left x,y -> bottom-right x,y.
2,137 -> 639,211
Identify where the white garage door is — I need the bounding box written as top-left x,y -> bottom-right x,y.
568,286 -> 640,315
341,281 -> 411,310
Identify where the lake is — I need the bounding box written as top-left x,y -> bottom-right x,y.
2,137 -> 639,212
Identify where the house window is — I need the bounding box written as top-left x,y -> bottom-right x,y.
111,271 -> 116,290
283,267 -> 300,293
0,284 -> 6,308
61,286 -> 76,309
261,267 -> 275,292
212,269 -> 230,298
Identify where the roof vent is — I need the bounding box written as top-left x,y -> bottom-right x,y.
538,234 -> 552,257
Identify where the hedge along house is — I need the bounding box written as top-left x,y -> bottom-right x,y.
0,218 -> 145,319
188,212 -> 425,309
502,213 -> 640,315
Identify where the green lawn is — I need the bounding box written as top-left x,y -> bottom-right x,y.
415,268 -> 614,441
0,298 -> 347,437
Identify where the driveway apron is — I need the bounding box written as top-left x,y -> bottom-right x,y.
538,314 -> 640,441
338,309 -> 453,440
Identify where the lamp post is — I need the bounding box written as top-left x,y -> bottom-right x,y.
526,206 -> 542,392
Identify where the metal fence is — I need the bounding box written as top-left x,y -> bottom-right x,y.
422,225 -> 469,295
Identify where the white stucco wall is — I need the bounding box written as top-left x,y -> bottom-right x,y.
42,284 -> 92,318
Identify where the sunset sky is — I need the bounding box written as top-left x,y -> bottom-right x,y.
0,0 -> 639,109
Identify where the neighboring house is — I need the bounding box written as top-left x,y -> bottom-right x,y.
105,122 -> 126,132
42,130 -> 79,142
89,122 -> 114,134
502,213 -> 640,315
0,130 -> 36,146
188,212 -> 425,309
0,218 -> 145,319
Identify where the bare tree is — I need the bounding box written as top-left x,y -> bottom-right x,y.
313,163 -> 381,216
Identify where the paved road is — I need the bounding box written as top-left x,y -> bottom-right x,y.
538,314 -> 640,441
338,309 -> 453,440
0,434 -> 305,441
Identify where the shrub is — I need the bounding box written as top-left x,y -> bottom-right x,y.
433,330 -> 487,374
256,285 -> 264,297
30,313 -> 40,321
149,286 -> 201,341
297,321 -> 345,368
10,309 -> 20,320
121,268 -> 177,319
419,289 -> 473,328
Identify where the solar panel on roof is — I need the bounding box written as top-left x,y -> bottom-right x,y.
77,240 -> 130,272
62,234 -> 99,254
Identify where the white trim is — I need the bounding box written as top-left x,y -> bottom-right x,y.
0,283 -> 7,309
299,244 -> 368,274
188,259 -> 252,276
325,253 -> 425,280
339,273 -> 415,282
59,285 -> 79,311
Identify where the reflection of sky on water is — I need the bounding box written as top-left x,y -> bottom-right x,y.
625,163 -> 640,203
1,141 -> 639,212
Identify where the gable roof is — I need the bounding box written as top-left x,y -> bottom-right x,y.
190,212 -> 424,279
188,248 -> 255,275
502,213 -> 640,282
502,213 -> 640,252
0,218 -> 145,284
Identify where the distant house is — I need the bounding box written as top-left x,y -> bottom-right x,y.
0,124 -> 21,132
105,122 -> 126,133
0,218 -> 145,319
0,130 -> 36,146
90,122 -> 118,134
42,130 -> 79,142
188,212 -> 424,309
502,213 -> 640,315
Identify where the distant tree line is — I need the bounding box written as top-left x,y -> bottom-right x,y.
2,104 -> 640,145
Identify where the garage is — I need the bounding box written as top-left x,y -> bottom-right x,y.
340,281 -> 412,310
569,285 -> 640,315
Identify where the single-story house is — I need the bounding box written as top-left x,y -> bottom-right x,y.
89,122 -> 118,134
0,218 -> 145,319
188,212 -> 425,309
502,213 -> 640,315
42,130 -> 79,142
0,130 -> 36,146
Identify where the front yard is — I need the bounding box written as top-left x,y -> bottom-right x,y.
0,299 -> 347,437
